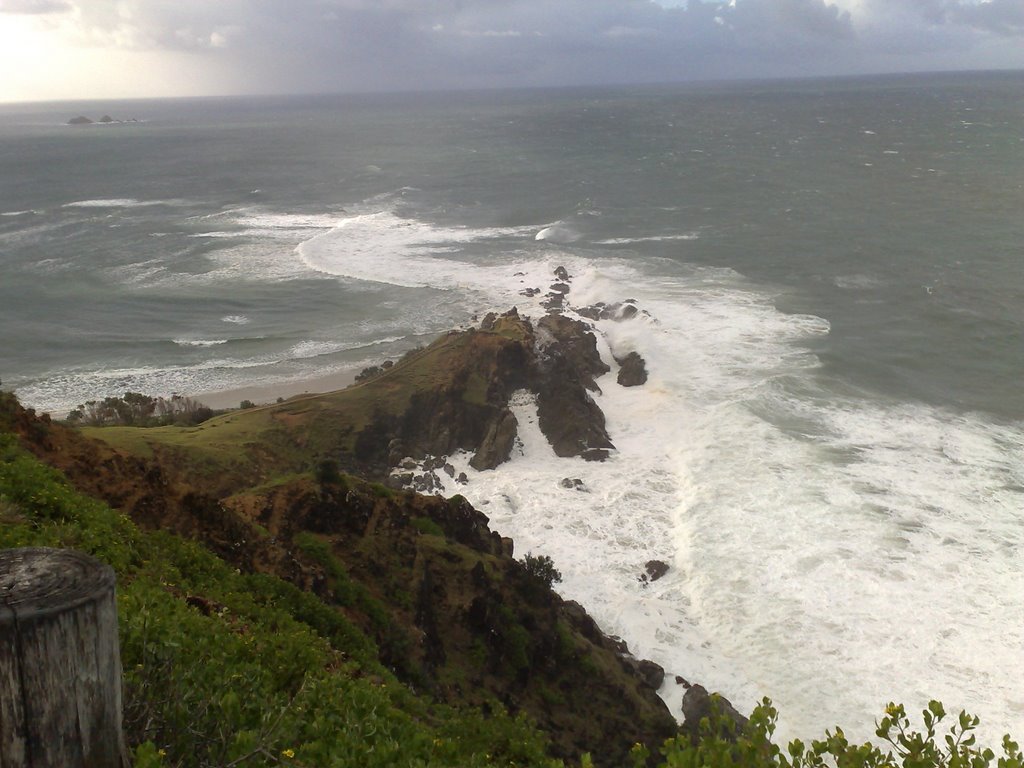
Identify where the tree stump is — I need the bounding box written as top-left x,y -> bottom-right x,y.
0,548 -> 129,767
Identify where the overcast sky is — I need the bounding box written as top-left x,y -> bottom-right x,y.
1,0 -> 1022,102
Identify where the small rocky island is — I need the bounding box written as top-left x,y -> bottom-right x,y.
67,115 -> 139,125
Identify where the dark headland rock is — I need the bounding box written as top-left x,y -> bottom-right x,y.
337,305 -> 617,478
616,351 -> 648,387
578,301 -> 640,322
644,559 -> 670,582
68,115 -> 93,125
622,657 -> 666,690
681,684 -> 750,742
469,407 -> 518,470
536,314 -> 610,392
534,314 -> 614,460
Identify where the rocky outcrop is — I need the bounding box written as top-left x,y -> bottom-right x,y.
577,300 -> 641,322
210,471 -> 680,767
560,477 -> 588,491
681,684 -> 750,742
470,408 -> 518,470
643,559 -> 670,582
533,314 -> 614,461
616,351 -> 648,387
68,115 -> 93,125
537,314 -> 609,391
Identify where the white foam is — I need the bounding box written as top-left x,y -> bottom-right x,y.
420,255 -> 1024,745
833,274 -> 882,290
285,336 -> 405,359
535,222 -> 581,243
173,338 -> 229,347
296,210 -> 536,290
595,233 -> 700,245
221,315 -> 250,325
62,198 -> 179,208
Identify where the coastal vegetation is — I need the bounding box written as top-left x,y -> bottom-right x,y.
67,392 -> 215,428
1,297 -> 1021,768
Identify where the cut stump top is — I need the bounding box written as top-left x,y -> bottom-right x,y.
0,547 -> 115,622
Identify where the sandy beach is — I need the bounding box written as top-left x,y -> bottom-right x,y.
195,367 -> 359,411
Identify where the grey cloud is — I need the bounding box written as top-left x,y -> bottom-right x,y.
0,0 -> 71,13
862,0 -> 1024,35
50,0 -> 1024,93
952,0 -> 1024,35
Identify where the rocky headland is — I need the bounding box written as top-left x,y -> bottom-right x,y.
0,269 -> 747,765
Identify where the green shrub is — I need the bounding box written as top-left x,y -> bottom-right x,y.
521,552 -> 562,589
313,458 -> 343,488
411,516 -> 445,536
655,698 -> 1023,768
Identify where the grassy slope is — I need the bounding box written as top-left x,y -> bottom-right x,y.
5,419 -> 1019,768
82,325 -> 520,493
0,427 -> 562,767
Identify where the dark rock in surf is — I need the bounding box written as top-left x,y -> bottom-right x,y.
616,351 -> 648,387
644,560 -> 669,582
577,301 -> 639,322
470,408 -> 519,471
68,116 -> 93,125
681,685 -> 749,741
533,314 -> 614,460
541,293 -> 564,311
621,657 -> 665,690
554,266 -> 570,281
537,315 -> 609,391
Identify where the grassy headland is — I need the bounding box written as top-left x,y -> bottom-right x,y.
1,306 -> 1020,767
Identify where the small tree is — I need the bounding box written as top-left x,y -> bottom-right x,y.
520,553 -> 561,589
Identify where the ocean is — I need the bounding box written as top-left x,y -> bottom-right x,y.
1,71 -> 1022,743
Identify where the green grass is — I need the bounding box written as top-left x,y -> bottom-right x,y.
79,327 -> 519,493
0,431 -> 561,767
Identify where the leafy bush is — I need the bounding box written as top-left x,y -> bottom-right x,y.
411,516 -> 445,536
521,552 -> 562,589
649,698 -> 1023,768
313,458 -> 343,488
66,392 -> 214,427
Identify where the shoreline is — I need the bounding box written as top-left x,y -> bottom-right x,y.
194,367 -> 360,411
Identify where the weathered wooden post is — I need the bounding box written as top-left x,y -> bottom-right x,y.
0,548 -> 129,767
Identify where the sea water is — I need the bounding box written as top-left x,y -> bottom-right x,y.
1,72 -> 1022,743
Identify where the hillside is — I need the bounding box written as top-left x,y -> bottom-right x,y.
1,383 -> 679,766
2,289 -> 1018,767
